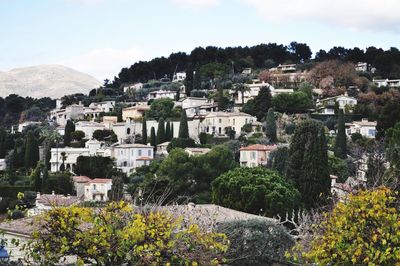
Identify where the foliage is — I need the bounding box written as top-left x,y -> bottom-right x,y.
64,120 -> 75,147
292,188 -> 400,265
109,175 -> 124,201
266,146 -> 289,176
71,130 -> 85,142
328,154 -> 349,182
272,92 -> 312,113
145,98 -> 176,121
242,86 -> 272,120
334,109 -> 347,159
286,120 -> 330,208
377,100 -> 400,138
178,109 -> 189,139
92,129 -> 117,143
150,127 -> 156,149
265,108 -> 277,142
141,117 -> 147,144
27,201 -> 229,265
218,219 -> 295,265
212,167 -> 301,217
165,121 -> 172,141
156,117 -> 165,145
74,156 -> 115,178
24,131 -> 39,170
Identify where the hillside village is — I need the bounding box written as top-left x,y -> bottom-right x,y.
1,43 -> 400,264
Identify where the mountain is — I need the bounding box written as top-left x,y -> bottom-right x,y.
0,65 -> 101,99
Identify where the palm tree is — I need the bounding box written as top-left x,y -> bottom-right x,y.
233,83 -> 250,105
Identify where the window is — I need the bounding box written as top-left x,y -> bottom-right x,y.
138,149 -> 142,156
93,184 -> 96,190
368,129 -> 376,137
218,127 -> 222,134
219,119 -> 222,123
147,150 -> 151,156
233,119 -> 235,126
127,128 -> 131,135
251,152 -> 256,160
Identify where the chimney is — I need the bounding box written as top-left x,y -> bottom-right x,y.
36,192 -> 41,199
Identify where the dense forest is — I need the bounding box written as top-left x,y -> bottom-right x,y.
112,42 -> 400,87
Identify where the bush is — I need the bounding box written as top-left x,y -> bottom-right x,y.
167,138 -> 196,152
0,185 -> 33,198
218,219 -> 295,265
9,209 -> 25,220
0,197 -> 12,213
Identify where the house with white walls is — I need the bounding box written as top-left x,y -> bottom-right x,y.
316,95 -> 357,114
373,78 -> 400,88
112,144 -> 154,174
173,72 -> 186,82
181,97 -> 217,118
200,112 -> 257,138
122,104 -> 150,121
84,178 -> 112,201
346,119 -> 377,138
148,90 -> 176,100
239,144 -> 278,167
75,121 -> 106,139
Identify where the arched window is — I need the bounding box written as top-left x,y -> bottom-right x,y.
127,128 -> 131,135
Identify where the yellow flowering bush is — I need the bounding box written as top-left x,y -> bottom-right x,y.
27,201 -> 228,265
291,188 -> 400,265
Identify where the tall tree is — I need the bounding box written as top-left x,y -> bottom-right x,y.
265,108 -> 277,143
165,121 -> 172,141
286,120 -> 330,208
109,175 -> 124,201
156,118 -> 166,144
64,120 -> 74,147
24,131 -> 39,170
233,83 -> 250,105
171,123 -> 174,139
178,110 -> 189,139
150,127 -> 156,150
193,68 -> 202,92
142,118 -> 147,144
334,109 -> 347,159
0,128 -> 7,158
185,64 -> 194,97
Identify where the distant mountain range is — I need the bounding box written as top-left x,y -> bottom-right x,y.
0,65 -> 101,99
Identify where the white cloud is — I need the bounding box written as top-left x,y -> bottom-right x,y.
171,0 -> 220,9
62,47 -> 148,81
240,0 -> 400,32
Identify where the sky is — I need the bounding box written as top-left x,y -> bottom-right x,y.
1,0 -> 400,81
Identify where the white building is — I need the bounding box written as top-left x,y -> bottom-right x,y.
72,175 -> 92,199
346,119 -> 377,138
49,139 -> 105,172
89,101 -> 115,113
123,82 -> 143,93
18,121 -> 42,132
239,144 -> 278,167
112,144 -> 154,174
184,147 -> 211,156
270,64 -> 296,73
0,159 -> 7,170
75,121 -> 106,139
49,104 -> 85,126
317,95 -> 358,114
200,112 -> 257,138
84,178 -> 112,202
173,72 -> 186,82
148,90 -> 176,100
111,122 -> 136,143
122,104 -> 150,121
373,78 -> 400,88
156,141 -> 170,156
181,97 -> 217,118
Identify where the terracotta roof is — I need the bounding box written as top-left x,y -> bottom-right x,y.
137,156 -> 153,160
72,176 -> 92,183
87,178 -> 112,184
184,147 -> 211,154
240,144 -> 278,151
37,194 -> 81,207
115,144 -> 152,149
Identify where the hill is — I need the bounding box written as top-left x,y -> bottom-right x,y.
0,65 -> 101,99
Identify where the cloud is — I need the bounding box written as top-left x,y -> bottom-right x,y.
170,0 -> 220,9
240,0 -> 400,32
62,47 -> 148,80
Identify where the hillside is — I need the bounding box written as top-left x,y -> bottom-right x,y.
0,65 -> 101,99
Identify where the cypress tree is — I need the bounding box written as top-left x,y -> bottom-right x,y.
193,68 -> 201,92
286,120 -> 330,209
24,131 -> 39,169
150,127 -> 156,150
64,120 -> 74,147
178,110 -> 189,139
31,162 -> 42,192
142,118 -> 148,144
334,109 -> 347,159
165,121 -> 171,141
171,123 -> 174,139
265,108 -> 277,143
156,118 -> 166,144
254,86 -> 272,120
185,64 -> 194,97
0,129 -> 6,158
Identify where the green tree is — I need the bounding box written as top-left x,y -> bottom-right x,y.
165,121 -> 172,141
328,154 -> 349,182
271,92 -> 312,113
156,118 -> 166,144
145,98 -> 175,121
64,120 -> 75,146
293,188 -> 400,265
212,167 -> 300,217
267,146 -> 289,176
286,120 -> 330,208
178,109 -> 189,139
265,108 -> 277,143
242,86 -> 272,120
142,118 -> 147,144
150,127 -> 156,149
24,131 -> 39,170
334,109 -> 347,159
185,64 -> 194,96
109,175 -> 124,201
31,161 -> 43,192
171,123 -> 174,139
74,156 -> 115,178
70,130 -> 85,142
233,83 -> 250,105
193,68 -> 202,91
0,128 -> 7,158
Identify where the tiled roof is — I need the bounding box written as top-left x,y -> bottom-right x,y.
137,156 -> 153,160
72,176 -> 92,183
115,144 -> 152,149
87,178 -> 112,184
37,194 -> 81,207
240,144 -> 278,151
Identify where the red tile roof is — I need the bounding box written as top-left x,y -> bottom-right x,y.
87,178 -> 112,184
240,144 -> 278,151
72,176 -> 92,183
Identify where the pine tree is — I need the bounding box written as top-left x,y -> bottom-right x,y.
286,120 -> 330,208
178,110 -> 189,139
156,118 -> 166,144
334,109 -> 347,159
265,108 -> 277,143
142,118 -> 148,144
64,120 -> 74,147
150,127 -> 156,150
165,121 -> 171,141
24,131 -> 39,169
